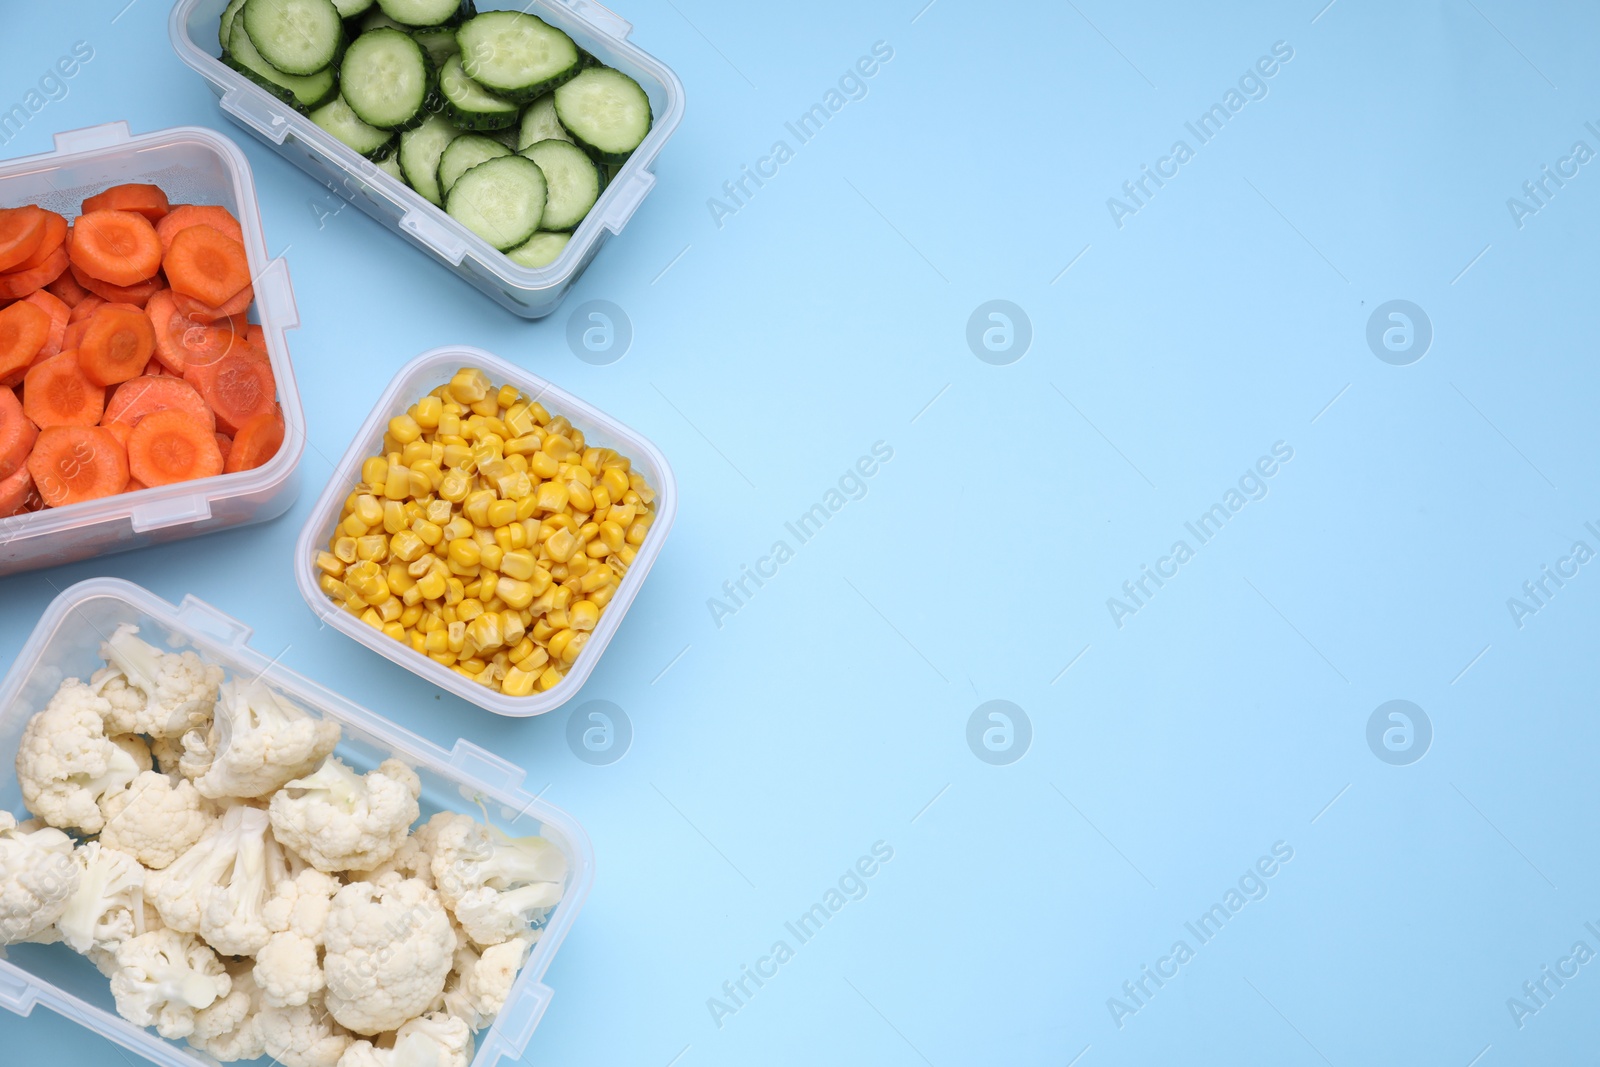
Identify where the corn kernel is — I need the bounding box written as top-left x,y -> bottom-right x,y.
408,630 -> 427,654
413,519 -> 443,547
448,539 -> 482,568
467,613 -> 504,651
579,566 -> 612,593
315,551 -> 344,577
537,665 -> 563,691
570,600 -> 600,631
501,610 -> 526,646
528,451 -> 559,479
501,665 -> 537,697
389,414 -> 423,445
391,530 -> 426,562
377,597 -> 402,624
447,620 -> 466,652
546,527 -> 577,562
319,574 -> 351,599
417,570 -> 447,600
498,549 -> 536,581
496,577 -> 535,610
561,631 -> 587,664
400,439 -> 431,467
486,498 -> 518,528
340,513 -> 369,539
425,629 -> 449,654
445,577 -> 465,605
590,583 -> 616,609
457,598 -> 485,623
413,395 -> 442,429
356,535 -> 388,562
361,607 -> 383,629
601,467 -> 629,500
459,657 -> 487,675
464,490 -> 494,527
449,367 -> 491,404
361,456 -> 389,488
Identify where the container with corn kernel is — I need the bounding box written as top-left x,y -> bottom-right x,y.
294,348 -> 676,716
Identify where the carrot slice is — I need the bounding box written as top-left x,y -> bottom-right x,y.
155,205 -> 243,253
184,349 -> 276,435
245,324 -> 265,347
104,375 -> 215,431
163,225 -> 251,308
83,184 -> 170,223
78,303 -> 156,387
68,294 -> 106,324
12,212 -> 66,273
24,290 -> 69,362
69,262 -> 163,307
224,407 -> 283,474
0,207 -> 47,273
102,420 -> 132,449
0,463 -> 32,515
44,269 -> 91,308
28,424 -> 127,505
127,409 -> 222,487
0,387 -> 38,480
148,290 -> 244,375
0,301 -> 51,382
0,247 -> 70,300
63,319 -> 90,353
69,210 -> 163,287
173,284 -> 254,323
22,350 -> 105,428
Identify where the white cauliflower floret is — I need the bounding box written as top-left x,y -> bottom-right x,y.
99,770 -> 215,869
189,965 -> 266,1063
149,734 -> 186,778
93,624 -> 221,739
0,810 -> 80,944
147,804 -> 292,955
185,680 -> 341,800
255,866 -> 341,1009
339,1013 -> 473,1067
430,814 -> 567,946
256,993 -> 353,1067
57,841 -> 145,957
353,810 -> 449,889
439,934 -> 534,1029
109,927 -> 231,1039
322,875 -> 456,1035
15,679 -> 144,833
270,757 -> 421,873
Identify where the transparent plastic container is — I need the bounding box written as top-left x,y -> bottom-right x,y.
0,577 -> 594,1067
0,121 -> 304,577
294,346 -> 675,717
169,0 -> 685,319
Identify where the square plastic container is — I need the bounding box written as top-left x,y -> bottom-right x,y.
0,577 -> 594,1067
0,122 -> 303,577
169,0 -> 685,319
294,347 -> 675,716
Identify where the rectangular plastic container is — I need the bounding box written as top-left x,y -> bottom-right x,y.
0,121 -> 304,577
0,577 -> 594,1067
169,0 -> 685,319
294,346 -> 675,716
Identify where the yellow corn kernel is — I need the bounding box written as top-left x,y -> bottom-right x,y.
361,456 -> 389,489
501,665 -> 537,697
479,543 -> 504,572
412,519 -> 443,548
503,403 -> 534,437
391,530 -> 426,563
333,536 -> 359,564
589,485 -> 611,514
438,409 -> 462,436
534,480 -> 568,513
428,651 -> 458,667
447,620 -> 467,653
501,610 -> 526,646
541,433 -> 575,462
444,577 -> 465,605
399,604 -> 423,628
437,468 -> 469,502
551,586 -> 573,612
377,596 -> 403,624
400,438 -> 431,467
530,617 -> 555,643
413,461 -> 443,490
319,574 -> 351,600
401,583 -> 424,607
437,517 -> 468,543
561,631 -> 587,664
605,502 -> 636,528
417,569 -> 447,600
598,519 -> 626,553
457,598 -> 485,623
570,600 -> 600,631
562,479 -> 592,513
388,414 -> 423,445
413,394 -> 442,429
419,610 -> 444,633
355,535 -> 388,562
626,519 -> 649,546
600,467 -> 629,500
360,607 -> 384,629
486,498 -> 518,528
352,494 -> 382,528
617,544 -> 637,565
375,500 -> 400,535
387,561 -> 416,593
493,383 -> 517,409
580,447 -> 602,474
408,630 -> 427,654
569,427 -> 585,452
449,367 -> 491,404
495,577 -> 535,610
447,538 -> 482,568
499,549 -> 536,582
424,628 -> 449,654
378,463 -> 406,501
584,538 -> 609,559
528,450 -> 559,480
467,613 -> 504,651
545,527 -> 577,562
421,498 -> 449,525
590,583 -> 616,609
546,608 -> 570,632
579,565 -> 612,593
340,513 -> 369,539
464,490 -> 494,527
315,551 -> 345,577
537,665 -> 563,691
458,657 -> 487,676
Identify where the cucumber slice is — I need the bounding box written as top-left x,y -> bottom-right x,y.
377,151 -> 406,183
439,53 -> 518,131
553,67 -> 651,163
399,114 -> 460,205
220,0 -> 249,52
410,26 -> 459,67
506,231 -> 570,269
311,93 -> 397,160
446,154 -> 546,250
229,19 -> 339,110
489,124 -> 521,149
437,133 -> 509,195
378,0 -> 472,27
242,0 -> 344,76
456,11 -> 579,104
516,93 -> 571,150
332,0 -> 374,14
518,139 -> 597,231
341,28 -> 435,130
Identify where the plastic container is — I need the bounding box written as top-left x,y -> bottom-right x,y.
169,0 -> 685,319
294,347 -> 675,716
0,121 -> 303,577
0,577 -> 594,1067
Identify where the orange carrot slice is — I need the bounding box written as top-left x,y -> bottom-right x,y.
224,406 -> 283,474
0,247 -> 70,300
0,301 -> 51,383
69,262 -> 163,307
127,409 -> 222,487
155,205 -> 243,253
83,184 -> 170,223
214,432 -> 233,466
68,294 -> 106,324
22,350 -> 104,428
102,420 -> 132,449
173,283 -> 254,323
0,463 -> 32,515
103,375 -> 214,431
28,424 -> 127,505
0,387 -> 38,480
69,210 -> 163,287
44,269 -> 92,308
12,212 -> 66,273
184,348 -> 275,435
24,290 -> 69,362
163,225 -> 251,308
78,303 -> 156,387
0,207 -> 47,273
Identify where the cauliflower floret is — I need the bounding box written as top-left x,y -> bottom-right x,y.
429,814 -> 567,947
439,933 -> 534,1029
57,841 -> 145,957
0,810 -> 80,944
100,770 -> 215,869
339,1013 -> 473,1067
257,992 -> 354,1067
148,735 -> 187,779
109,928 -> 231,1039
270,757 -> 421,873
189,965 -> 266,1063
15,679 -> 144,833
255,867 -> 341,1009
93,624 -> 222,739
147,804 -> 293,955
322,875 -> 456,1036
353,810 -> 449,889
185,680 -> 341,800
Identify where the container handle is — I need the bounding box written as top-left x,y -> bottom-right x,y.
52,122 -> 131,155
562,0 -> 632,39
478,982 -> 552,1061
598,168 -> 656,234
176,594 -> 254,648
220,87 -> 291,145
255,257 -> 300,333
449,739 -> 527,793
0,963 -> 38,1016
130,493 -> 213,533
401,209 -> 469,266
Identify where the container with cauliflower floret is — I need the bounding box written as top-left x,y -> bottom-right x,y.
1,599 -> 577,1067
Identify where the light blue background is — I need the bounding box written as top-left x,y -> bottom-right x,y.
4,1 -> 1600,1064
